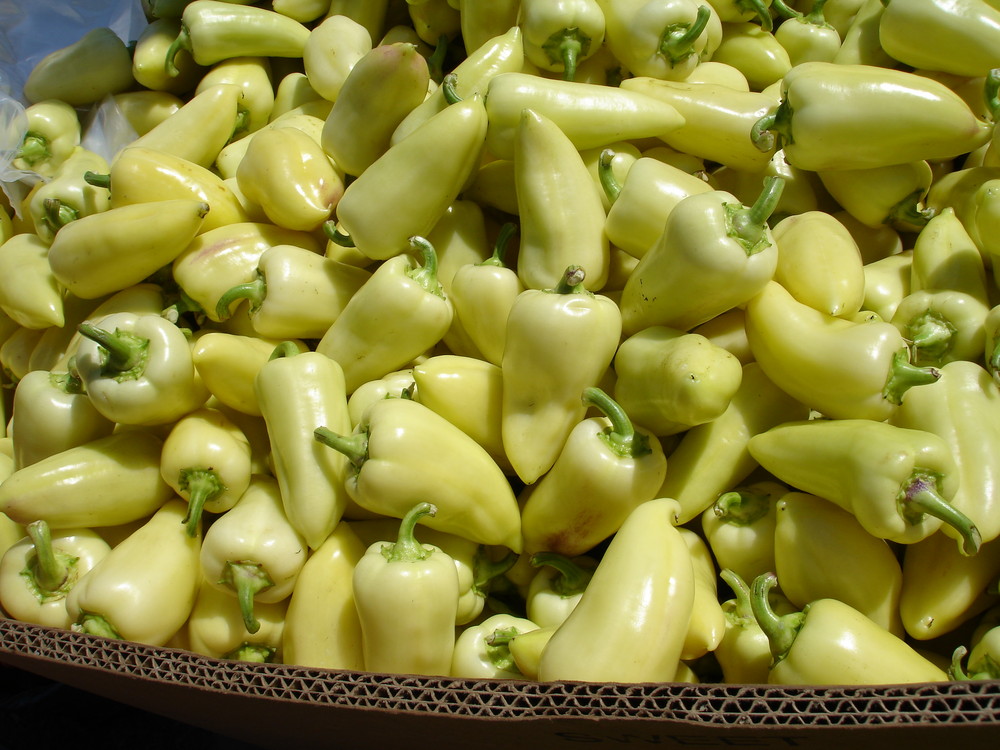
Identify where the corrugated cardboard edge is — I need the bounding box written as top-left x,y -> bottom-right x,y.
1,617 -> 997,750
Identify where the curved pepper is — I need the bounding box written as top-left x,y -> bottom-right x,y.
678,527 -> 726,661
748,417 -> 980,553
817,160 -> 935,231
518,386 -> 667,560
744,280 -> 940,421
833,0 -> 896,66
773,491 -> 905,636
316,237 -> 454,394
613,325 -> 744,436
0,234 -> 64,330
515,108 -> 610,291
315,396 -> 522,550
751,62 -> 992,171
501,266 -> 622,485
749,571 -> 948,684
0,521 -> 110,629
521,0 -> 606,81
200,474 -> 308,635
619,176 -> 783,335
352,502 -> 460,676
22,27 -> 134,107
75,311 -> 209,426
255,343 -> 353,550
66,499 -> 201,647
537,498 -> 695,683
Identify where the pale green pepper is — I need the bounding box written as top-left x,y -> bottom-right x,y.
0,234 -> 65,330
187,579 -> 286,663
29,147 -> 111,244
451,613 -> 540,679
302,14 -> 373,102
521,0 -> 607,81
22,27 -> 134,106
889,290 -> 989,367
701,480 -> 786,587
11,100 -> 80,178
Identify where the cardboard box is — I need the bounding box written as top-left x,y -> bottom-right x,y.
1,617 -> 997,750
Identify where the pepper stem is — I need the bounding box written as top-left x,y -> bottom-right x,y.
749,572 -> 805,665
480,222 -> 518,268
735,0 -> 773,30
542,28 -> 589,82
530,551 -> 592,597
50,369 -> 85,395
900,470 -> 982,556
597,149 -> 622,204
427,35 -> 449,84
25,520 -> 71,594
15,134 -> 50,166
714,488 -> 772,526
882,348 -> 940,405
381,502 -> 437,563
76,323 -> 149,379
222,561 -> 274,635
406,236 -> 445,297
473,548 -> 518,595
659,6 -> 711,66
906,310 -> 956,365
441,73 -> 462,105
164,24 -> 193,77
582,386 -> 651,458
552,265 -> 587,294
84,171 -> 112,190
984,68 -> 1000,123
720,569 -> 754,624
323,220 -> 356,247
751,99 -> 793,153
888,189 -> 933,229
76,613 -> 122,639
216,275 -> 265,322
179,468 -> 224,537
42,198 -> 79,233
314,426 -> 369,470
727,176 -> 784,256
484,625 -> 523,672
225,643 -> 277,663
949,646 -> 971,681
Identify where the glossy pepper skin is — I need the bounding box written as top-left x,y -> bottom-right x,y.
316,237 -> 453,394
748,418 -> 980,554
751,62 -> 992,171
0,520 -> 110,629
22,27 -> 134,107
255,343 -> 352,551
66,499 -> 201,647
353,503 -> 460,676
303,14 -> 373,103
501,266 -> 622,485
715,569 -> 792,685
518,387 -> 667,560
701,480 -> 786,586
619,176 -> 783,335
537,498 -> 695,683
11,100 -> 80,178
521,0 -> 606,81
29,147 -> 111,243
75,312 -> 209,426
525,553 -> 596,629
889,290 -> 989,367
0,234 -> 65,330
314,396 -> 522,551
910,207 -> 990,305
817,161 -> 935,231
452,613 -> 541,679
744,280 -> 940,421
187,579 -> 286,663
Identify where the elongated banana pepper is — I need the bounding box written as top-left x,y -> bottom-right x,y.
353,503 -> 459,676
316,237 -> 453,394
773,491 -> 904,636
744,280 -> 940,421
66,499 -> 202,647
537,498 -> 695,683
515,108 -> 610,291
314,396 -> 522,551
502,266 -> 622,485
0,520 -> 110,629
255,343 -> 353,550
200,474 -> 308,634
75,311 -> 209,426
620,176 -> 783,335
748,418 -> 981,553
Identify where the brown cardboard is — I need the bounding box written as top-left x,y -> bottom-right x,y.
1,617 -> 997,749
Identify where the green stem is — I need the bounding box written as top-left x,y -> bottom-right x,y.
427,35 -> 449,84
76,613 -> 122,639
749,572 -> 805,664
751,99 -> 793,153
323,220 -> 356,247
268,340 -> 302,361
727,175 -> 785,256
222,561 -> 274,635
900,471 -> 981,556
480,222 -> 518,268
472,548 -> 518,595
381,502 -> 437,563
407,236 -> 445,297
907,311 -> 956,364
597,149 -> 621,203
314,426 -> 369,470
76,323 -> 149,378
582,386 -> 650,458
25,520 -> 69,594
735,0 -> 773,30
714,489 -> 772,526
949,646 -> 971,681
543,29 -> 588,82
984,68 -> 1000,123
441,73 -> 462,104
49,369 -> 85,395
803,0 -> 832,26
887,189 -> 933,229
179,468 -> 225,537
484,625 -> 522,672
84,171 -> 112,190
216,276 -> 265,321
15,134 -> 50,166
43,198 -> 79,232
164,24 -> 192,77
882,348 -> 941,405
771,0 -> 803,18
224,643 -> 277,663
659,6 -> 711,66
530,551 -> 592,597
552,265 -> 587,294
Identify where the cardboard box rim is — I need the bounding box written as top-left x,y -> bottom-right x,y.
1,616 -> 998,750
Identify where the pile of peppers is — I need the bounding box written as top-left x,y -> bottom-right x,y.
2,0 -> 1000,688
